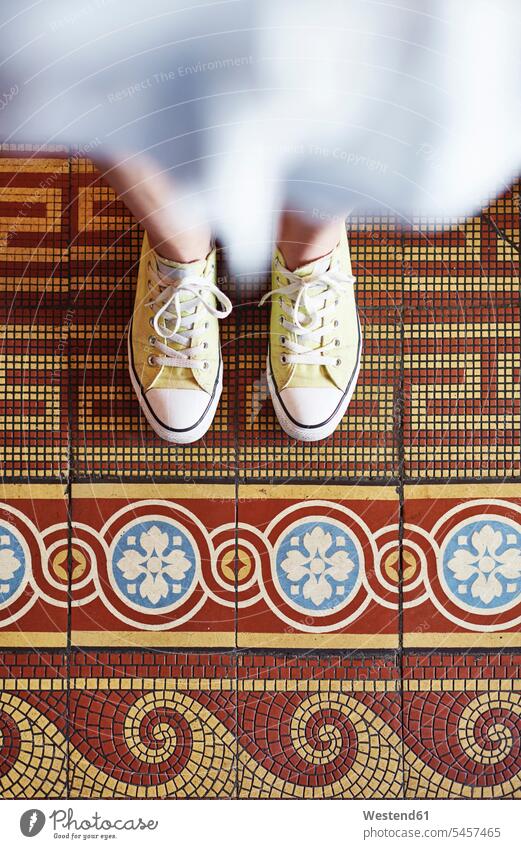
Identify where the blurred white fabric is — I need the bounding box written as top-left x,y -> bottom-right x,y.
1,0 -> 519,268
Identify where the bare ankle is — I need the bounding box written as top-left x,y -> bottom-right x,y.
148,232 -> 212,264
276,211 -> 345,271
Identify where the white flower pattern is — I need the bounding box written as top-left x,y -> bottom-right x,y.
116,525 -> 191,605
280,525 -> 355,607
447,524 -> 521,605
0,547 -> 21,581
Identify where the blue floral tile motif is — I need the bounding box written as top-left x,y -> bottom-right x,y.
443,520 -> 521,611
0,525 -> 26,606
275,521 -> 360,612
112,520 -> 197,611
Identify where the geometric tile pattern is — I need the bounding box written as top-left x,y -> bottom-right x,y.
0,147 -> 69,479
235,486 -> 400,647
403,653 -> 521,798
403,298 -> 521,479
2,152 -> 518,481
0,147 -> 519,798
0,652 -> 519,798
401,189 -> 520,479
67,484 -> 236,645
402,485 -> 521,645
1,151 -> 518,482
3,484 -> 521,648
0,488 -> 68,643
237,653 -> 402,798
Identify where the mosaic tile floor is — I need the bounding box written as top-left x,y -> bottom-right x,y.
0,146 -> 520,798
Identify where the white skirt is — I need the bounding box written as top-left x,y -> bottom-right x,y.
1,0 -> 519,266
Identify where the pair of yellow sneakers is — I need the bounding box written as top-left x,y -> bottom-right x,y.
128,227 -> 362,443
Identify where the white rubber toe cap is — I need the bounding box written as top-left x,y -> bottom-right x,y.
279,386 -> 344,428
145,387 -> 211,432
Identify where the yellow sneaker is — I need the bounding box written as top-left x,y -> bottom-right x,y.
260,225 -> 362,441
128,233 -> 232,443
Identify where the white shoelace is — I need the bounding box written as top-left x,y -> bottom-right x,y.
146,260 -> 232,370
259,257 -> 356,366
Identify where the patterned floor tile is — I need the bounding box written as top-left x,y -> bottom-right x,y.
346,214 -> 405,311
237,304 -> 400,481
0,485 -> 69,646
236,485 -> 399,649
0,146 -> 70,479
237,652 -> 402,798
69,483 -> 236,648
67,651 -> 237,798
0,147 -> 520,800
0,651 -> 68,798
402,484 -> 521,648
403,302 -> 520,479
400,184 -> 520,310
403,652 -> 521,798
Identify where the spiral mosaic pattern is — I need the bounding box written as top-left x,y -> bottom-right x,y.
0,693 -> 67,798
457,694 -> 521,768
0,653 -> 520,798
69,690 -> 236,797
404,690 -> 521,797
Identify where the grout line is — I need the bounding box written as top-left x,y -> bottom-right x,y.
483,212 -> 520,255
65,149 -> 73,800
5,473 -> 521,485
397,237 -> 407,800
232,258 -> 240,799
3,472 -> 521,486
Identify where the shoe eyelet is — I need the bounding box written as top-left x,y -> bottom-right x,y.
280,354 -> 287,364
334,299 -> 339,306
147,355 -> 156,367
280,336 -> 286,345
203,341 -> 208,349
279,315 -> 284,325
203,360 -> 209,369
148,336 -> 156,345
204,321 -> 209,329
334,338 -> 340,347
335,358 -> 342,366
149,317 -> 155,328
333,319 -> 339,328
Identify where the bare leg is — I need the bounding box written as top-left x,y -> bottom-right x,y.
91,153 -> 212,263
276,210 -> 345,270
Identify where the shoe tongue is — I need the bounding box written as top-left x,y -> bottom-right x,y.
289,251 -> 332,280
301,259 -> 331,281
155,252 -> 209,308
156,254 -> 207,280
